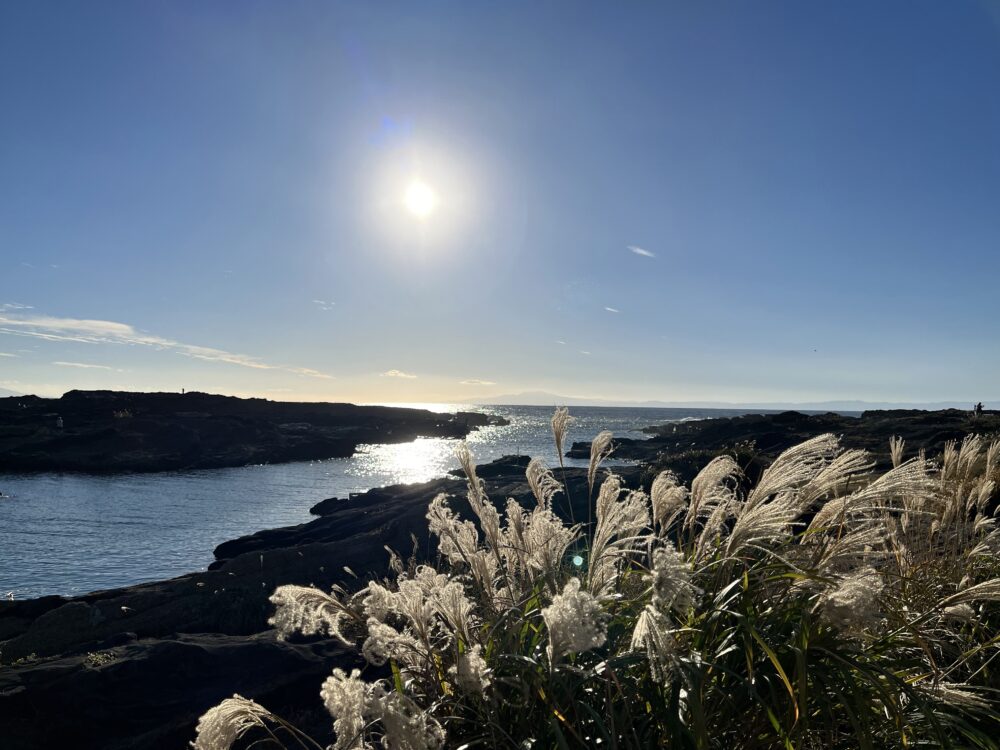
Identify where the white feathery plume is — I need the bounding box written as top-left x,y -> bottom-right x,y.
957,434 -> 983,479
650,544 -> 697,615
551,406 -> 572,464
937,578 -> 1000,608
651,470 -> 689,533
685,455 -> 740,530
587,477 -> 651,595
432,579 -> 478,643
746,433 -> 839,509
362,581 -> 397,622
501,498 -> 529,580
808,458 -> 935,533
968,530 -> 1000,558
369,684 -> 446,750
694,501 -> 734,562
455,443 -> 502,552
942,439 -> 959,481
362,573 -> 439,642
426,494 -> 480,568
410,565 -> 452,595
268,585 -> 353,643
321,669 -> 370,750
465,549 -> 501,609
724,493 -> 798,558
961,478 -> 994,518
386,572 -> 444,643
630,604 -> 676,684
942,603 -> 977,624
191,694 -> 276,750
522,506 -> 580,580
973,512 -> 995,535
449,643 -> 491,694
813,521 -> 885,575
361,617 -> 423,669
818,567 -> 883,635
725,434 -> 860,557
542,577 -> 609,662
986,439 -> 1000,477
587,430 -> 615,496
889,435 -> 905,469
526,458 -> 562,510
799,448 -> 873,508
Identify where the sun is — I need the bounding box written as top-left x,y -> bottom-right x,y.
404,180 -> 439,219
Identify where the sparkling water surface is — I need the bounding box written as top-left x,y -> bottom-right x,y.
0,405 -> 753,598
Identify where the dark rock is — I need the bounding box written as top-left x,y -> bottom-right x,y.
568,409 -> 1000,482
0,595 -> 67,641
308,496 -> 342,516
0,632 -> 357,750
0,390 -> 505,473
448,453 -> 532,478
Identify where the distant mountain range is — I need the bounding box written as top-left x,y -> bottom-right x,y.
0,388 -> 22,398
461,390 -> 992,412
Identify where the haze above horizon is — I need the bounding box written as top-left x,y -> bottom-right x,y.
3,2 -> 1000,405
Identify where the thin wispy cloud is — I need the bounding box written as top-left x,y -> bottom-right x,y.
289,367 -> 332,378
0,352 -> 17,358
605,307 -> 621,313
381,369 -> 417,379
628,245 -> 655,258
313,299 -> 336,311
579,350 -> 591,355
556,340 -> 566,345
0,311 -> 334,379
460,379 -> 496,386
0,302 -> 33,312
52,361 -> 116,371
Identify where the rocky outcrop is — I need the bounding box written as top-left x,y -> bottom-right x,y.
0,390 -> 504,472
0,632 -> 357,750
568,409 -> 1000,481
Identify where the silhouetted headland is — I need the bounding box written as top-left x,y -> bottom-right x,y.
0,390 -> 505,473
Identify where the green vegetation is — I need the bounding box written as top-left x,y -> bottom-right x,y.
193,412 -> 1000,749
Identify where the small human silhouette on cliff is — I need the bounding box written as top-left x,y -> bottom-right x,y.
974,402 -> 984,417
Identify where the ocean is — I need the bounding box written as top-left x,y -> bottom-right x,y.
0,404 -> 769,598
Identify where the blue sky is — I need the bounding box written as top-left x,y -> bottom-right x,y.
2,1 -> 1000,404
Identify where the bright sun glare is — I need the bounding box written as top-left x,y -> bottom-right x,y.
404,180 -> 439,219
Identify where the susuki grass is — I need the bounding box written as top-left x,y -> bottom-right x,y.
194,413 -> 1000,749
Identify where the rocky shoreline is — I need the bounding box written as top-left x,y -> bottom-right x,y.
0,390 -> 504,473
2,409 -> 998,749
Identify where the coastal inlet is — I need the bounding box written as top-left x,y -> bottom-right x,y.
0,399 -> 692,598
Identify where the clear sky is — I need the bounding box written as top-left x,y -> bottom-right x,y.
3,1 -> 1000,405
